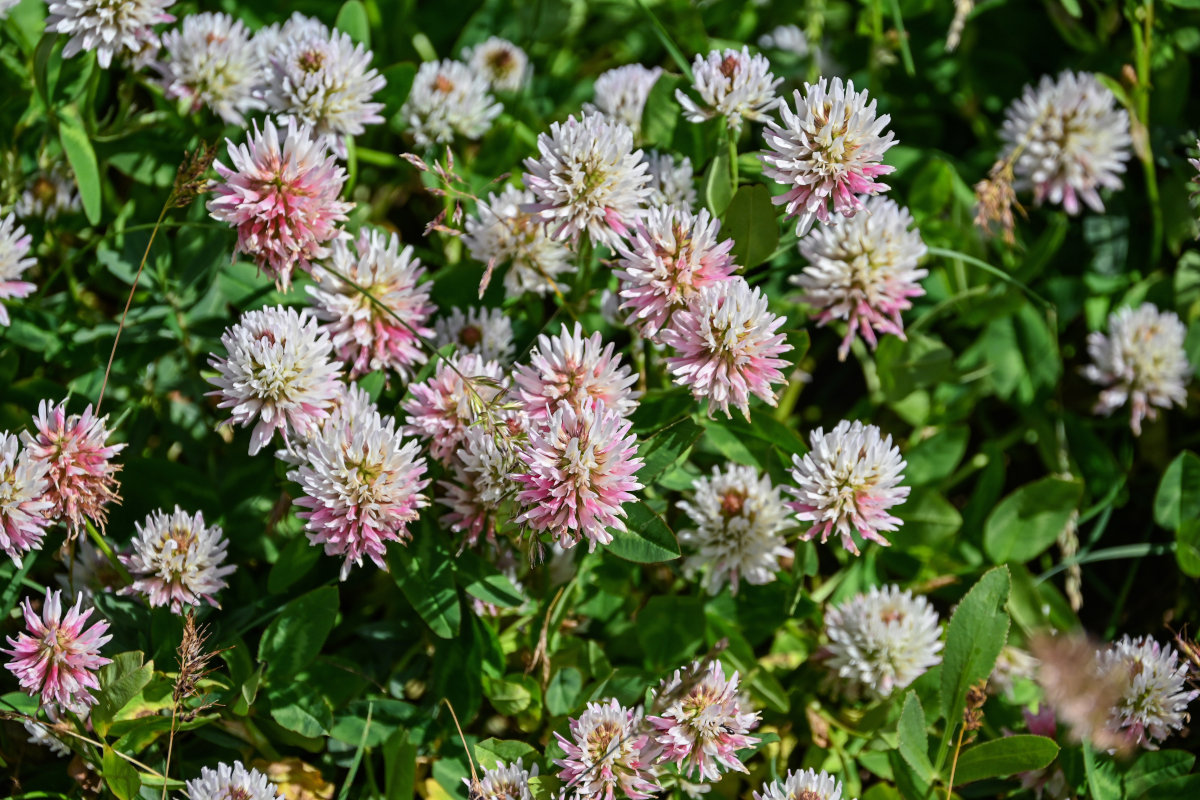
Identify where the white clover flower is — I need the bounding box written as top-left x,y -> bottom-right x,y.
0,432 -> 52,567
761,78 -> 896,237
466,36 -> 530,93
758,25 -> 809,57
402,59 -> 502,148
439,422 -> 522,549
16,168 -> 81,222
1000,71 -> 1131,214
755,769 -> 852,800
186,761 -> 284,800
824,584 -> 943,700
523,112 -> 652,249
160,12 -> 264,124
678,464 -> 792,596
786,419 -> 908,555
586,64 -> 663,139
24,715 -> 71,757
1083,303 -> 1190,436
250,12 -> 329,61
118,506 -> 235,613
643,150 -> 697,209
795,196 -> 927,360
0,212 -> 36,328
1098,635 -> 1199,749
46,0 -> 175,69
434,306 -> 516,364
207,306 -> 343,456
677,47 -> 780,132
265,27 -> 386,158
0,0 -> 20,18
467,758 -> 538,800
464,186 -> 575,299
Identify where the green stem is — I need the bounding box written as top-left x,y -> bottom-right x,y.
926,246 -> 1053,309
888,0 -> 916,76
728,127 -> 739,188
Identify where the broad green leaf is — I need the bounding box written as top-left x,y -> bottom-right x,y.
637,595 -> 705,670
476,738 -> 540,770
102,746 -> 141,800
92,652 -> 154,737
898,691 -> 934,784
606,501 -> 680,563
721,184 -> 779,268
384,731 -> 418,800
1177,520 -> 1200,578
457,550 -> 526,608
1144,773 -> 1200,799
390,534 -> 461,638
640,74 -> 685,149
875,334 -> 955,402
546,666 -> 584,716
704,150 -> 733,216
1120,749 -> 1196,796
637,417 -> 703,484
269,683 -> 334,737
528,775 -> 564,800
1083,743 -> 1123,800
267,534 -> 322,595
258,586 -> 339,680
1154,451 -> 1200,531
58,106 -> 102,224
983,477 -> 1083,563
898,489 -> 962,546
335,1 -> 370,47
702,419 -> 761,467
953,735 -> 1059,785
483,674 -> 539,715
904,426 -> 969,486
940,567 -> 1010,742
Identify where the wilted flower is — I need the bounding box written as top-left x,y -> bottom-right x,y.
434,306 -> 516,364
16,167 -> 81,221
786,419 -> 909,555
186,761 -> 285,800
513,322 -> 640,420
678,464 -> 791,596
290,404 -> 429,580
402,353 -> 507,464
761,78 -> 896,237
755,769 -> 852,800
643,151 -> 697,209
264,27 -> 386,158
795,196 -> 927,360
0,432 -> 52,565
46,0 -> 175,70
523,112 -> 652,249
466,36 -> 530,93
23,711 -> 71,757
118,506 -> 235,613
513,400 -> 643,551
677,47 -> 781,132
466,758 -> 539,800
0,212 -> 36,327
648,660 -> 760,781
661,278 -> 792,419
464,185 -> 575,299
402,59 -> 501,147
308,228 -> 435,381
1098,635 -> 1199,749
616,204 -> 737,338
824,584 -> 943,700
587,64 -> 662,139
4,589 -> 111,713
22,400 -> 125,537
1082,303 -> 1190,436
554,699 -> 660,800
1000,71 -> 1131,214
207,305 -> 343,456
160,12 -> 264,124
207,118 -> 352,289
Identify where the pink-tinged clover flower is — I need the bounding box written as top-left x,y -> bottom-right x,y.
0,432 -> 53,566
401,353 -> 508,466
186,761 -> 285,800
0,212 -> 36,327
22,400 -> 125,537
661,278 -> 792,419
648,660 -> 761,781
786,419 -> 909,555
4,589 -> 111,714
513,400 -> 643,551
586,64 -> 662,140
761,77 -> 896,237
207,117 -> 352,290
464,758 -> 538,800
554,699 -> 660,800
118,506 -> 235,613
513,322 -> 640,421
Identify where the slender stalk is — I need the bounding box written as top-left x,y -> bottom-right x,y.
945,722 -> 967,800
728,127 -> 740,188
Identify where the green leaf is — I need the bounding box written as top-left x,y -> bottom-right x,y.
58,106 -> 102,225
637,417 -> 703,484
1177,520 -> 1200,578
983,477 -> 1083,563
258,586 -> 339,680
939,568 -> 1010,754
898,691 -> 934,785
483,674 -> 538,715
905,427 -> 969,486
898,489 -> 962,546
1154,451 -> 1200,531
335,1 -> 370,47
637,595 -> 705,670
267,534 -> 322,594
606,501 -> 680,563
102,746 -> 141,800
1121,749 -> 1196,796
457,550 -> 526,608
1083,743 -> 1123,800
528,774 -> 564,800
380,62 -> 418,118
721,184 -> 779,268
875,334 -> 955,402
640,74 -> 684,149
475,738 -> 540,770
384,732 -> 418,800
269,683 -> 334,737
704,150 -> 733,216
546,666 -> 584,716
390,534 -> 461,638
92,652 -> 154,737
1144,774 -> 1200,799
953,735 -> 1059,785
